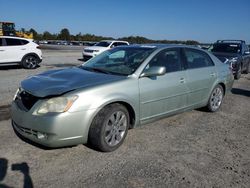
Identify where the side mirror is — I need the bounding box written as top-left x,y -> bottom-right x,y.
140,66 -> 166,78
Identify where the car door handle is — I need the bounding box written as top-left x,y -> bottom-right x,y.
21,48 -> 26,50
210,73 -> 216,77
180,78 -> 185,83
0,50 -> 5,52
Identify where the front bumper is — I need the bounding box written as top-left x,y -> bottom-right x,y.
11,101 -> 95,148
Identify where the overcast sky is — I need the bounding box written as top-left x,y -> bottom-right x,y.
1,0 -> 250,43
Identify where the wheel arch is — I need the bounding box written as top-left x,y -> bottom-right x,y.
217,82 -> 226,95
97,101 -> 136,129
114,101 -> 136,129
21,53 -> 41,62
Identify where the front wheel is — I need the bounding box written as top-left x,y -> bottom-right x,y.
206,85 -> 224,112
21,55 -> 38,69
88,104 -> 129,152
234,65 -> 241,80
245,62 -> 250,74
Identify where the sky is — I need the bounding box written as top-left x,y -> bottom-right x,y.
1,0 -> 250,43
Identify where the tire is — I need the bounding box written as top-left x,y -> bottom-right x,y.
245,62 -> 250,74
234,65 -> 241,80
88,103 -> 129,152
21,55 -> 38,69
206,85 -> 224,112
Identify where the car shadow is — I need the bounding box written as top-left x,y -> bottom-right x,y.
78,58 -> 85,62
0,65 -> 22,70
0,105 -> 11,121
0,158 -> 34,188
0,65 -> 40,70
231,88 -> 250,97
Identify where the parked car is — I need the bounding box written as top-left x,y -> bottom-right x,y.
11,45 -> 234,152
82,40 -> 129,61
0,36 -> 42,69
208,40 -> 250,79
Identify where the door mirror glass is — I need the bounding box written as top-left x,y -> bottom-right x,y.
140,66 -> 166,78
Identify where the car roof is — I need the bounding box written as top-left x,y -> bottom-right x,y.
0,36 -> 32,41
214,42 -> 241,46
100,40 -> 129,43
118,43 -> 201,50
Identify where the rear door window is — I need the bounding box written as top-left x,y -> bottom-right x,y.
117,42 -> 128,46
0,38 -> 2,46
184,48 -> 214,69
5,38 -> 23,46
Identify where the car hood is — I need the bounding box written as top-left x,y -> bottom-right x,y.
212,52 -> 240,59
84,46 -> 109,52
21,67 -> 126,98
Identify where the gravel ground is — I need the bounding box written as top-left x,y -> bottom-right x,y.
0,50 -> 83,107
0,50 -> 249,188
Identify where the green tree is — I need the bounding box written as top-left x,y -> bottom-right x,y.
58,28 -> 70,41
43,31 -> 53,40
29,28 -> 38,39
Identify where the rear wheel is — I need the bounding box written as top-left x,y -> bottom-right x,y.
245,62 -> 250,74
88,103 -> 129,152
22,55 -> 38,69
206,85 -> 224,112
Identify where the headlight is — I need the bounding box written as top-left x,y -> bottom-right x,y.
36,95 -> 78,114
13,88 -> 21,100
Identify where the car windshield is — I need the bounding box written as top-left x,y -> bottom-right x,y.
95,41 -> 112,47
81,47 -> 156,76
209,43 -> 241,54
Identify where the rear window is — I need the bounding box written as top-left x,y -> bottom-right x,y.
21,39 -> 29,45
210,43 -> 241,54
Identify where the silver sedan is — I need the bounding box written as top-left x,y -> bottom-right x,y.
11,44 -> 234,151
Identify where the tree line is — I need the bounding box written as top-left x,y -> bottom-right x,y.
27,28 -> 200,45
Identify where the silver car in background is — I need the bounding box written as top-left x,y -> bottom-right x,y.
11,44 -> 234,152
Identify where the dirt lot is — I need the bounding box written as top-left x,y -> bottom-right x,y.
0,50 -> 250,188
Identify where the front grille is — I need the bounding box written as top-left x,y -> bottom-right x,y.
84,49 -> 94,53
14,122 -> 38,137
15,89 -> 39,111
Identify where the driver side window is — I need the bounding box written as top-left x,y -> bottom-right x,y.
146,48 -> 182,73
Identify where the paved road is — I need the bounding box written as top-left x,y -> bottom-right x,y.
0,51 -> 249,187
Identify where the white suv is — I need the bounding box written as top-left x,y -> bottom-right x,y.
82,40 -> 129,61
0,36 -> 42,69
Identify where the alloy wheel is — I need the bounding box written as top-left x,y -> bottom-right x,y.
104,111 -> 128,147
210,87 -> 223,111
